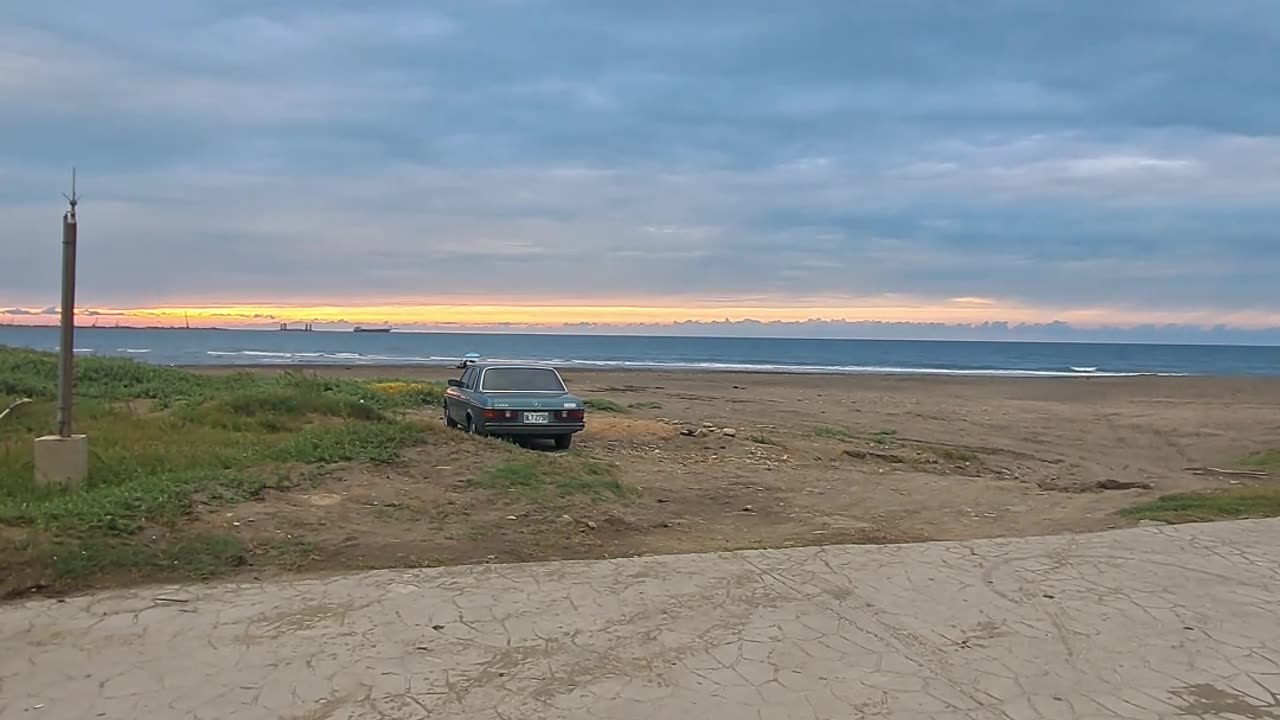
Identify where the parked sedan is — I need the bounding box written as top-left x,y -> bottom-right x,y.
443,364 -> 585,449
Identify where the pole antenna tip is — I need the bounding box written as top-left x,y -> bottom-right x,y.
61,168 -> 78,211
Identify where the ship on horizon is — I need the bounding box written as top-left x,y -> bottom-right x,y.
352,326 -> 393,333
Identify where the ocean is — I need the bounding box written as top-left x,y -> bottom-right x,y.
2,326 -> 1279,377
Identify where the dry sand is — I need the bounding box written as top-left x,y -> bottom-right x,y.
186,367 -> 1280,574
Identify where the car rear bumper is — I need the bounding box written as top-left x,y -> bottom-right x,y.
483,423 -> 584,436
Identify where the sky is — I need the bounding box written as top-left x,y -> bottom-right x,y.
2,1 -> 1279,339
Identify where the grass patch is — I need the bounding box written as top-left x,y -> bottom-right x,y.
0,469 -> 281,536
585,398 -> 627,413
1240,450 -> 1280,474
931,446 -> 978,463
629,401 -> 662,410
748,434 -> 781,446
363,381 -> 445,407
0,347 -> 439,593
813,426 -> 854,441
0,347 -> 442,411
253,537 -> 320,571
469,456 -> 631,501
369,502 -> 417,521
272,421 -> 429,464
1120,487 -> 1280,524
39,531 -> 248,583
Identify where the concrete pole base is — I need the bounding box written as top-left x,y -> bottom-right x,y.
33,434 -> 89,488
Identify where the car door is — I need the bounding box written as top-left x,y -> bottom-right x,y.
446,367 -> 475,424
460,367 -> 477,421
461,367 -> 484,422
444,373 -> 456,422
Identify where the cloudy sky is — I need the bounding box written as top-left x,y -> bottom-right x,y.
2,0 -> 1279,334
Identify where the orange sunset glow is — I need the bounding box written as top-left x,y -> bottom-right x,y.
7,297 -> 1279,330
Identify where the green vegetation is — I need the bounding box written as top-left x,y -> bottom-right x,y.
469,455 -> 631,501
584,398 -> 627,413
1123,449 -> 1280,524
253,537 -> 321,571
0,347 -> 441,593
1121,487 -> 1280,524
45,532 -> 250,582
629,401 -> 662,410
871,429 -> 899,444
930,446 -> 978,463
813,425 -> 854,440
1240,450 -> 1280,474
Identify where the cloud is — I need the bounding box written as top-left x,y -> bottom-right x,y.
1,1 -> 1279,334
2,306 -> 60,316
554,319 -> 1280,345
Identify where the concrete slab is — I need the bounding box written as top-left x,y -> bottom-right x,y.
3,520 -> 1280,719
32,434 -> 88,488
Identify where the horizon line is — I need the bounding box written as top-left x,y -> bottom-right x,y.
4,321 -> 1280,348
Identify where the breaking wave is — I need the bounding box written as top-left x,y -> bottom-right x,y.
200,350 -> 1180,377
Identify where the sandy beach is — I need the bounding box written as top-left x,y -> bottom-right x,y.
181,366 -> 1280,566
8,348 -> 1271,597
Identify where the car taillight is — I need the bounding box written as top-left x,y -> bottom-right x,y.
561,409 -> 584,421
484,409 -> 511,421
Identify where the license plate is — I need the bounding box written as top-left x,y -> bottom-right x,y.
523,412 -> 550,424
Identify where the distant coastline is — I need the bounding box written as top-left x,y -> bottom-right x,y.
1,324 -> 234,331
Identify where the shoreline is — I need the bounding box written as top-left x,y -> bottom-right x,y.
181,362 -> 1179,378
181,363 -> 1280,388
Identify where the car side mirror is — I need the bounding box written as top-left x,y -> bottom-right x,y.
448,378 -> 464,388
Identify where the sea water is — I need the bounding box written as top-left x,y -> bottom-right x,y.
3,326 -> 1279,376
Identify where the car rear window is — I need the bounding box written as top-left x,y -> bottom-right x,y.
481,367 -> 566,392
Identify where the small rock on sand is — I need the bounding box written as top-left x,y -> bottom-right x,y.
721,428 -> 738,438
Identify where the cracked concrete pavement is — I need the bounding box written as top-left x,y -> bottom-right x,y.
4,520 -> 1280,719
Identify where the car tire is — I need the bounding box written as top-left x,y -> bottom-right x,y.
444,403 -> 458,429
554,434 -> 573,451
466,415 -> 482,436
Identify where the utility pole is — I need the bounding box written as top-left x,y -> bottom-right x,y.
56,169 -> 78,437
34,169 -> 88,488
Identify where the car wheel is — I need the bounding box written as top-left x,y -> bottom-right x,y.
554,434 -> 573,451
466,415 -> 482,436
444,403 -> 458,429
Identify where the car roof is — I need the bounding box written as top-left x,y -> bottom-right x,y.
472,363 -> 557,371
